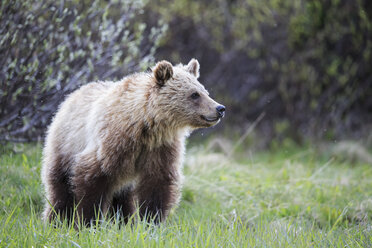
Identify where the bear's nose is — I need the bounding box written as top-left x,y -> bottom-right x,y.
216,105 -> 225,118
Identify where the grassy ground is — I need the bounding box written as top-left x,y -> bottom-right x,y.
0,142 -> 371,247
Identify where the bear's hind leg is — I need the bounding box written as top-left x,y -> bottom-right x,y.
43,157 -> 74,222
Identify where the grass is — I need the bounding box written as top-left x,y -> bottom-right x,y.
0,142 -> 371,247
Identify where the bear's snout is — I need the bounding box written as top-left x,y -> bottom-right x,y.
216,105 -> 226,118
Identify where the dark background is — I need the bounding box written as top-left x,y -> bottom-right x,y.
1,0 -> 371,147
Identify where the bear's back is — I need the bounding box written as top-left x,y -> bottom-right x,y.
45,81 -> 113,157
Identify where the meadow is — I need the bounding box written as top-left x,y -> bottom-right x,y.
0,142 -> 371,247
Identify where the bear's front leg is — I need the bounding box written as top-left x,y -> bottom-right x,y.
72,174 -> 111,226
136,176 -> 180,224
111,186 -> 136,224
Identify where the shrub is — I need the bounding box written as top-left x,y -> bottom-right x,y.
0,0 -> 166,141
153,0 -> 372,143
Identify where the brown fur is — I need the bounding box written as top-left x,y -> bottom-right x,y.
41,59 -> 224,225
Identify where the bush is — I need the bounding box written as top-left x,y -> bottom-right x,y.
153,0 -> 372,143
2,0 -> 371,143
0,0 -> 166,141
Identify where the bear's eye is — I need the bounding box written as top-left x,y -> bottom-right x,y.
191,92 -> 200,100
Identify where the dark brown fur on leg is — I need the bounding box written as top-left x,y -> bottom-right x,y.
137,177 -> 179,224
135,144 -> 181,224
111,186 -> 136,224
72,170 -> 111,226
44,156 -> 74,222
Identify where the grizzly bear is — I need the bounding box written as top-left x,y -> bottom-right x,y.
41,59 -> 225,225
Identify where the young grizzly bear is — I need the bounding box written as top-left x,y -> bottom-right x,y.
41,59 -> 225,225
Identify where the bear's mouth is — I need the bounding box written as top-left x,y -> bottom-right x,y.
201,115 -> 220,123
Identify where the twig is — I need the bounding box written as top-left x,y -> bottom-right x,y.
227,112 -> 266,158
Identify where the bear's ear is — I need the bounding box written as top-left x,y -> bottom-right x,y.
186,58 -> 200,78
154,60 -> 173,86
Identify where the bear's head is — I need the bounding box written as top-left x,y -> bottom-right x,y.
151,59 -> 225,129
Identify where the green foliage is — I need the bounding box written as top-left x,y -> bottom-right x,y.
0,0 -> 166,141
284,0 -> 372,138
153,0 -> 372,143
0,144 -> 371,246
1,0 -> 371,143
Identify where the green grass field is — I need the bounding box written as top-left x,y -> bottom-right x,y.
0,142 -> 371,247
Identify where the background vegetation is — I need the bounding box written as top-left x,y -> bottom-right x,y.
1,0 -> 371,144
0,0 -> 166,141
153,0 -> 372,144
